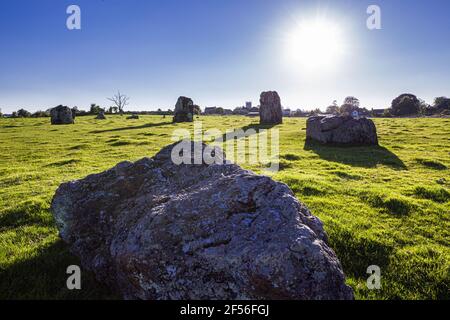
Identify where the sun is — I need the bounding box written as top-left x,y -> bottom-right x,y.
285,17 -> 345,71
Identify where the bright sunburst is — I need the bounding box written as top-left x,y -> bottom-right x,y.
285,17 -> 345,71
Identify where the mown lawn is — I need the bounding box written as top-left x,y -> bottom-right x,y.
0,115 -> 449,300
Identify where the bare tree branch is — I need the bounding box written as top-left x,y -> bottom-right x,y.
107,91 -> 130,115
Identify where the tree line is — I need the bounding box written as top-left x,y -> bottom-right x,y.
324,94 -> 450,117
2,93 -> 449,119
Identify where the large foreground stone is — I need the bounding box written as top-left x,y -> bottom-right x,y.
306,115 -> 378,145
50,105 -> 74,125
260,91 -> 283,125
51,142 -> 353,300
173,96 -> 194,123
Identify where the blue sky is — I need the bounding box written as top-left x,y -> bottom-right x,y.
0,0 -> 449,113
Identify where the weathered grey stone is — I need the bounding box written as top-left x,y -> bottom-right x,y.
127,114 -> 139,120
50,105 -> 74,125
96,111 -> 106,120
306,115 -> 378,145
173,96 -> 194,123
51,141 -> 353,300
260,91 -> 282,125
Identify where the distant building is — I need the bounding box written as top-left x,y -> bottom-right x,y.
245,101 -> 252,110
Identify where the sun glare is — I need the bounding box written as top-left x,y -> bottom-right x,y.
286,17 -> 345,71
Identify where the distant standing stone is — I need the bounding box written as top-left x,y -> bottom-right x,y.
126,114 -> 139,119
50,105 -> 74,125
96,111 -> 106,120
173,96 -> 194,123
259,91 -> 283,125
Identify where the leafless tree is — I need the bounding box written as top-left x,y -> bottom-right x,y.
107,91 -> 129,116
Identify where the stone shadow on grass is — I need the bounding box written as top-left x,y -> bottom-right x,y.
0,203 -> 52,231
0,200 -> 116,299
304,140 -> 407,170
327,227 -> 394,281
90,121 -> 173,134
221,123 -> 276,142
0,239 -> 117,300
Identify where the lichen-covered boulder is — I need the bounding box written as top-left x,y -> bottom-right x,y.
260,91 -> 283,125
173,96 -> 194,123
51,141 -> 353,300
50,105 -> 74,125
306,115 -> 378,145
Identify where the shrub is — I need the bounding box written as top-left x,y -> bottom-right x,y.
89,104 -> 104,115
339,96 -> 360,114
434,97 -> 450,110
17,109 -> 32,118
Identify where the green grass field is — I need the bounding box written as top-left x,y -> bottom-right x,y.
0,115 -> 449,300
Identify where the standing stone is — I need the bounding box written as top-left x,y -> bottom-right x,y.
96,111 -> 106,120
306,115 -> 378,145
51,141 -> 354,300
173,96 -> 194,123
127,114 -> 139,120
259,91 -> 283,125
50,105 -> 74,125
